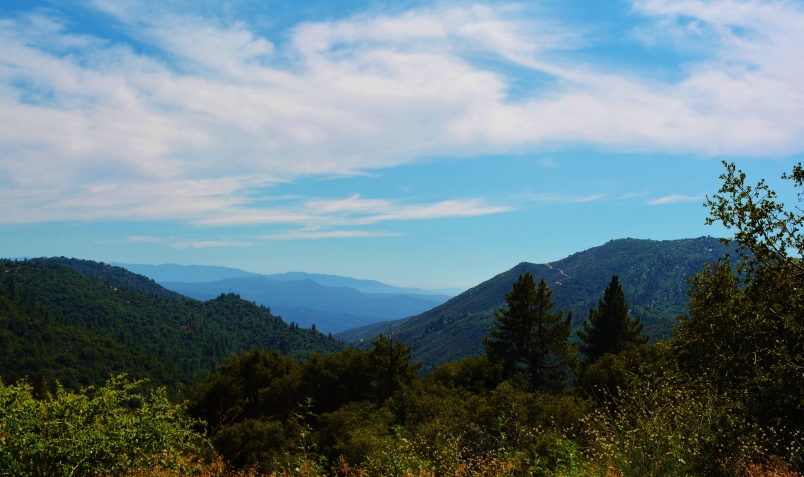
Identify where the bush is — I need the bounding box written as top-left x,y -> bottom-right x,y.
581,373 -> 790,477
0,375 -> 204,476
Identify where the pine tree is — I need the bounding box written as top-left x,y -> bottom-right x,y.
577,274 -> 647,365
483,273 -> 575,393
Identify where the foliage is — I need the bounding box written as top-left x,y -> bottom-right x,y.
484,274 -> 575,393
28,257 -> 187,301
0,375 -> 204,477
574,343 -> 670,406
0,279 -> 184,390
185,337 -> 422,472
674,161 -> 804,437
185,334 -> 596,475
577,275 -> 648,367
0,260 -> 340,390
582,372 -> 765,476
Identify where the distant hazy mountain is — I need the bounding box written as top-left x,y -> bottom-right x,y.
159,277 -> 452,334
112,264 -> 462,296
111,263 -> 261,283
264,272 -> 462,296
335,237 -> 729,372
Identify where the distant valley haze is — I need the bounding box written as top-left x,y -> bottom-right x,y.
109,263 -> 461,334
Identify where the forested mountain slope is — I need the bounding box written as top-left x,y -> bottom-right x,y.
0,260 -> 340,388
30,257 -> 187,301
336,237 -> 728,371
0,279 -> 185,390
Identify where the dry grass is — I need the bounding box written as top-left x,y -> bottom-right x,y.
737,457 -> 802,477
120,452 -> 802,477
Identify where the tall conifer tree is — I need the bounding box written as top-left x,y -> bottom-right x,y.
577,275 -> 647,365
484,273 -> 574,393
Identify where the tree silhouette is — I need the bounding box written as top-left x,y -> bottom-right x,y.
484,273 -> 575,392
577,274 -> 647,365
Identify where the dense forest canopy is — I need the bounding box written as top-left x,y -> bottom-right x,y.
0,261 -> 339,390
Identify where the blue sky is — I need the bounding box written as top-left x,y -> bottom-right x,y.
1,0 -> 802,289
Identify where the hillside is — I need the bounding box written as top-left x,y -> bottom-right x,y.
31,257 -> 187,301
1,260 -> 341,388
336,237 -> 728,371
160,277 -> 451,334
0,279 -> 185,390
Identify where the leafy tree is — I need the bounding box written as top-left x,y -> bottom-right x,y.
674,161 -> 804,437
577,274 -> 648,365
483,273 -> 575,393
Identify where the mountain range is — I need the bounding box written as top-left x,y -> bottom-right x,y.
335,236 -> 729,372
159,277 -> 452,333
112,263 -> 462,296
3,236 -> 729,389
105,264 -> 460,334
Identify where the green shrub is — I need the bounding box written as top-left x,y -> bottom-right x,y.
0,375 -> 204,476
581,373 -> 781,476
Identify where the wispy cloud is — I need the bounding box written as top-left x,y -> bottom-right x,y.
648,194 -> 704,205
619,192 -> 649,200
198,196 -> 510,227
262,229 -> 402,240
0,0 -> 802,224
517,192 -> 606,204
170,239 -> 255,249
124,236 -> 172,244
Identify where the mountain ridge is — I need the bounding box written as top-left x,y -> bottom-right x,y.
159,276 -> 451,334
1,259 -> 340,388
335,236 -> 728,371
111,263 -> 462,296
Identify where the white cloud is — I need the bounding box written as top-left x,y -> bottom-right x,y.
197,195 -> 509,226
170,239 -> 255,249
124,236 -> 172,244
261,229 -> 402,240
648,194 -> 704,205
0,0 -> 803,225
517,192 -> 606,203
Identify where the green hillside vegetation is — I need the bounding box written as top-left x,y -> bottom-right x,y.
0,260 -> 340,389
337,236 -> 728,371
30,257 -> 188,301
0,376 -> 202,477
0,279 -> 185,390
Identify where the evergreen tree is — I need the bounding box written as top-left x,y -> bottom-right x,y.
483,273 -> 575,393
577,275 -> 648,365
